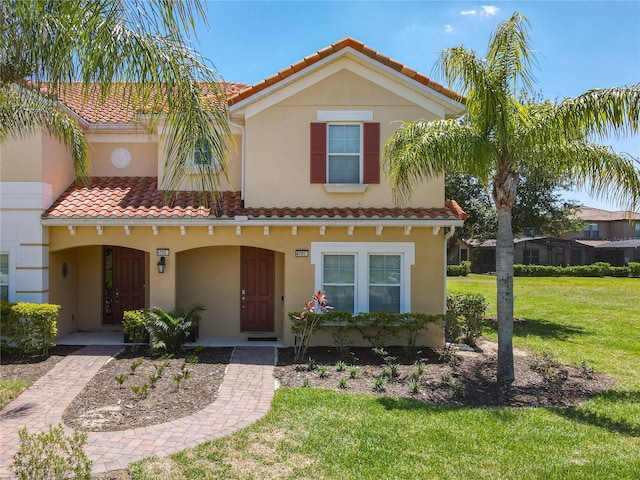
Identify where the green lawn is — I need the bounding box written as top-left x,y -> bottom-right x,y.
132,276 -> 640,480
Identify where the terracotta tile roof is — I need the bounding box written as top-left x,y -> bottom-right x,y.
576,206 -> 640,222
42,177 -> 466,222
228,37 -> 464,106
45,82 -> 249,124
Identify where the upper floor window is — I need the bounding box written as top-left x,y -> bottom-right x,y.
0,253 -> 8,301
583,223 -> 599,238
310,121 -> 380,187
635,222 -> 640,239
188,141 -> 221,173
328,124 -> 361,183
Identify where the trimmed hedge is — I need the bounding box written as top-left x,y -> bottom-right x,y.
289,311 -> 441,354
513,262 -> 640,278
1,302 -> 60,355
447,260 -> 471,277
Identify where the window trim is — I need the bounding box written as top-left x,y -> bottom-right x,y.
311,242 -> 414,313
0,253 -> 9,302
327,122 -> 363,184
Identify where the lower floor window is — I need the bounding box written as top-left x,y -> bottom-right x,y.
311,242 -> 414,313
0,253 -> 8,301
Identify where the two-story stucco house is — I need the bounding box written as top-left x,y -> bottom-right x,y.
0,38 -> 466,347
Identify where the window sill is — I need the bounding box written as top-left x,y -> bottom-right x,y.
323,184 -> 369,193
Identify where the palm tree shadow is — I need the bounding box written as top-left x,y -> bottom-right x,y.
553,390 -> 640,437
485,317 -> 588,340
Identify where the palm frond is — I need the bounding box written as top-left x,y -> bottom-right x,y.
0,85 -> 89,183
528,140 -> 640,212
383,119 -> 494,206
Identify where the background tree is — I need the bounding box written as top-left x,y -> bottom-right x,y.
0,0 -> 230,197
446,171 -> 583,245
385,12 -> 640,383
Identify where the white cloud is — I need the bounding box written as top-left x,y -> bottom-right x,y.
444,24 -> 453,33
481,5 -> 499,16
460,6 -> 499,17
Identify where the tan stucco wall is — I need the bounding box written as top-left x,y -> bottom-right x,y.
0,134 -> 43,181
41,135 -> 75,198
48,224 -> 445,347
89,142 -> 158,177
243,69 -> 444,209
1,133 -> 75,196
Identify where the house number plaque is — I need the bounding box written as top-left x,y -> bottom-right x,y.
295,250 -> 309,257
156,248 -> 170,256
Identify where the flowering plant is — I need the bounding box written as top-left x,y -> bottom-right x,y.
290,291 -> 332,362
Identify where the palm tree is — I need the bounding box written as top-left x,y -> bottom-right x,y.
0,0 -> 230,196
384,12 -> 640,383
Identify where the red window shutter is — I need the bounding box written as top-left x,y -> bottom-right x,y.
363,122 -> 380,184
310,123 -> 326,183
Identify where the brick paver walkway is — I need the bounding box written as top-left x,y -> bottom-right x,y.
0,345 -> 275,477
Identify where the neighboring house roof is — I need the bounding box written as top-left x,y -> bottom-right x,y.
45,82 -> 249,124
41,177 -> 466,224
575,239 -> 640,249
577,206 -> 640,222
227,37 -> 463,107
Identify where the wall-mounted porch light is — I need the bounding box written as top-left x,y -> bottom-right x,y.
157,256 -> 166,274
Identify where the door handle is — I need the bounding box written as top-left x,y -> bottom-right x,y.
241,289 -> 246,308
115,288 -> 119,304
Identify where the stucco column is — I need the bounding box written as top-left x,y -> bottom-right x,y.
149,252 -> 176,312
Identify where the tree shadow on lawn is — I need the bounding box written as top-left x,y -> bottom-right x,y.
553,389 -> 640,437
484,317 -> 589,341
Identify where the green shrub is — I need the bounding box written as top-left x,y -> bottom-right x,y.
445,293 -> 487,346
123,309 -> 149,351
146,304 -> 203,354
11,424 -> 91,480
447,260 -> 471,276
514,262 -> 635,278
351,312 -> 402,348
610,266 -> 631,277
5,303 -> 60,356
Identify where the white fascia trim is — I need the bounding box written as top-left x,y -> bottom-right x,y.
85,132 -> 157,143
40,218 -> 464,228
230,48 -> 465,119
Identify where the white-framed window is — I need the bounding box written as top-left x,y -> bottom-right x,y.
311,242 -> 414,313
327,123 -> 361,184
0,253 -> 8,302
188,141 -> 221,173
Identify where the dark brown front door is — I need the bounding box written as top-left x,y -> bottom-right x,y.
241,247 -> 275,332
104,247 -> 145,325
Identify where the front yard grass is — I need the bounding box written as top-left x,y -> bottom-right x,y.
131,275 -> 640,480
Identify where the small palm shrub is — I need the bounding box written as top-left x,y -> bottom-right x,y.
146,304 -> 204,354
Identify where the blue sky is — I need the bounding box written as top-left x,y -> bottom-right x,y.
194,1 -> 640,210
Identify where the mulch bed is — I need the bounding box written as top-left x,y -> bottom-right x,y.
61,346 -> 233,432
274,340 -> 614,408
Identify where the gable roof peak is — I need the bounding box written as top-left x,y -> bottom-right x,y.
228,37 -> 464,107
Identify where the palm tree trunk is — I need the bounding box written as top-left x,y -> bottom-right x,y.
496,207 -> 515,383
